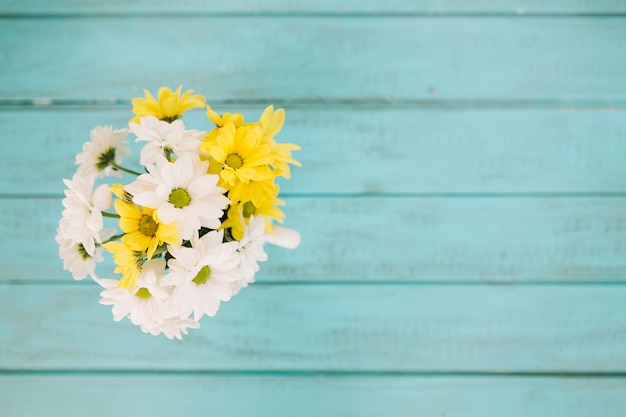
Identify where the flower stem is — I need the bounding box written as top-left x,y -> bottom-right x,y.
111,162 -> 142,176
102,211 -> 120,218
151,244 -> 169,258
101,234 -> 124,244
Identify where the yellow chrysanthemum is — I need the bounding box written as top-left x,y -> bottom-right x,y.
228,179 -> 280,209
200,122 -> 273,188
131,86 -> 206,123
267,141 -> 302,179
222,196 -> 285,241
206,105 -> 245,128
101,241 -> 146,291
258,105 -> 302,179
115,199 -> 180,259
258,105 -> 285,140
200,106 -> 246,161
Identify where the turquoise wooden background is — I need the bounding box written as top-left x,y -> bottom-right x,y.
1,1 -> 626,415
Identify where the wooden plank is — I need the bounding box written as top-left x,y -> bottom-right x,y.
2,375 -> 626,417
3,107 -> 626,195
4,197 -> 626,283
1,284 -> 625,371
2,18 -> 625,101
3,0 -> 626,15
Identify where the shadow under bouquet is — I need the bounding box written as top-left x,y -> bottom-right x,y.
56,86 -> 301,339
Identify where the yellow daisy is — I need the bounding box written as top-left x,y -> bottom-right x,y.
131,85 -> 206,123
267,141 -> 302,179
228,178 -> 280,209
222,196 -> 285,241
206,105 -> 245,128
115,199 -> 180,259
201,106 -> 246,162
258,105 -> 302,179
101,241 -> 146,291
200,122 -> 273,188
258,105 -> 285,140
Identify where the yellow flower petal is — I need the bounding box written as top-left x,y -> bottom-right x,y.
131,85 -> 206,123
259,105 -> 285,139
114,199 -> 141,220
102,241 -> 144,291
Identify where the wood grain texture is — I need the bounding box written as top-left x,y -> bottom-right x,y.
3,0 -> 626,14
3,197 -> 626,284
2,375 -> 626,417
2,18 -> 626,101
1,284 -> 625,372
3,107 -> 626,196
1,2 -> 625,415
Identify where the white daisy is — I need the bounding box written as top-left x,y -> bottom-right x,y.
75,125 -> 131,178
231,215 -> 268,295
60,173 -> 112,256
141,317 -> 200,340
125,154 -> 230,240
129,115 -> 205,165
55,226 -> 114,280
163,229 -> 241,320
98,259 -> 172,328
55,234 -> 101,280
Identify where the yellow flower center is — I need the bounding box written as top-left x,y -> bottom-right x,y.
192,265 -> 211,285
169,188 -> 191,208
135,287 -> 152,299
225,154 -> 243,169
242,201 -> 256,218
139,215 -> 158,237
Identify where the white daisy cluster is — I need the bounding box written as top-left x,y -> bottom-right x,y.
56,87 -> 300,340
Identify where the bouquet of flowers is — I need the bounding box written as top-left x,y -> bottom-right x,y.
56,86 -> 301,339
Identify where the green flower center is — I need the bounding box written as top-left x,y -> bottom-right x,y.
135,287 -> 152,299
139,215 -> 158,237
225,154 -> 243,169
242,201 -> 256,218
192,265 -> 211,285
96,147 -> 116,171
77,243 -> 91,260
169,188 -> 191,208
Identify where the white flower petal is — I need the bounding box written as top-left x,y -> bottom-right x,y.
266,226 -> 301,249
